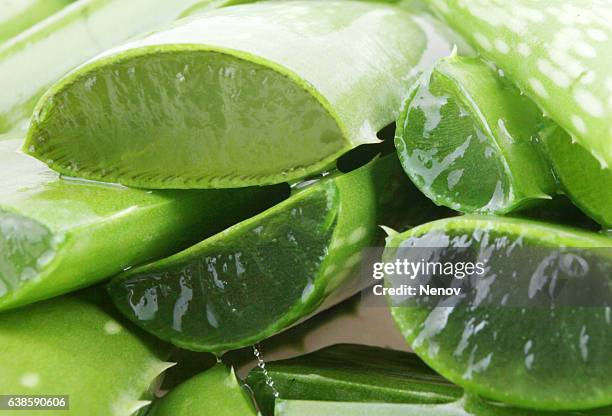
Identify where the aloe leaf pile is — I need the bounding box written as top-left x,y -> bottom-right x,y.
0,0 -> 611,414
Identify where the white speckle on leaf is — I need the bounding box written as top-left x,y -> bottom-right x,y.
571,115 -> 587,134
473,32 -> 492,51
494,39 -> 510,54
573,40 -> 597,58
587,28 -> 608,41
517,43 -> 531,56
528,78 -> 549,98
536,59 -> 570,88
104,320 -> 122,335
574,89 -> 604,117
348,227 -> 368,245
21,373 -> 40,388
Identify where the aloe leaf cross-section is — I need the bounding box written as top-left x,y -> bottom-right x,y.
0,0 -> 219,135
0,139 -> 283,312
108,154 -> 440,352
385,216 -> 612,411
395,55 -> 557,214
0,291 -> 174,416
25,0 -> 454,188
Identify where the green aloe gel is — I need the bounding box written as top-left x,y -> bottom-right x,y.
108,155 -> 443,352
386,216 -> 612,411
0,139 -> 284,311
25,0 -> 454,188
395,55 -> 557,214
427,0 -> 612,227
148,365 -> 257,416
0,0 -> 74,45
0,291 -> 173,416
247,344 -> 462,416
0,0 -> 217,135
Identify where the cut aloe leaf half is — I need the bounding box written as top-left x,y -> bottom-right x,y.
109,154 -> 441,352
540,124 -> 612,229
247,344 -> 462,416
149,364 -> 257,416
0,290 -> 172,416
0,139 -> 284,311
275,398 -> 612,416
395,55 -> 557,214
428,0 -> 612,175
0,0 -> 74,45
0,0 -> 218,135
25,0 -> 454,188
386,216 -> 612,410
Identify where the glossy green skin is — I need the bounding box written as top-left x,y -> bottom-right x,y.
247,344 -> 462,416
0,0 -> 73,44
396,55 -> 556,214
275,398 -> 612,416
0,292 -> 172,416
0,139 -> 283,311
0,0 -> 214,135
148,365 -> 257,416
387,216 -> 612,410
428,0 -> 612,177
25,1 -> 454,189
109,155 -> 436,352
540,125 -> 612,229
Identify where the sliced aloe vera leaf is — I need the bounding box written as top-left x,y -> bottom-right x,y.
275,398 -> 612,416
428,0 -> 612,175
25,1 -> 454,189
0,291 -> 172,416
247,344 -> 462,416
386,216 -> 612,410
0,0 -> 74,44
148,365 -> 257,416
396,55 -> 557,214
109,154 -> 438,352
540,124 -> 612,229
0,139 -> 284,311
0,0 -> 218,135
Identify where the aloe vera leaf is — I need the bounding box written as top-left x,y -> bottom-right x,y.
0,0 -> 218,135
0,291 -> 173,416
428,1 -> 612,175
148,365 -> 257,416
0,139 -> 284,311
246,344 -> 462,416
24,1 -> 454,189
386,216 -> 612,410
108,154 -> 439,352
0,0 -> 74,45
396,54 -> 557,214
540,124 -> 612,229
274,398 -> 612,416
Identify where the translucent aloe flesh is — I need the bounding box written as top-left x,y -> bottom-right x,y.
108,155 -> 441,352
386,216 -> 612,410
395,55 -> 557,214
540,124 -> 612,229
0,0 -> 215,135
25,0 -> 454,188
275,398 -> 612,416
247,344 -> 462,416
427,0 -> 612,197
149,365 -> 257,416
0,291 -> 173,416
0,0 -> 74,45
0,139 -> 284,311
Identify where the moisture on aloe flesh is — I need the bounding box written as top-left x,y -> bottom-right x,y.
23,1 -> 452,189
